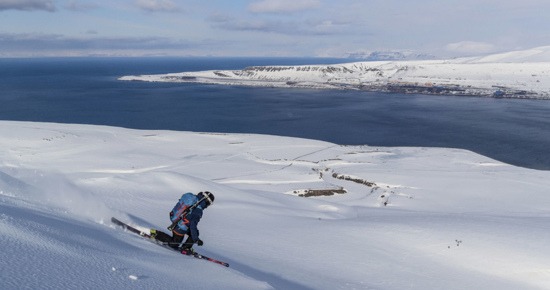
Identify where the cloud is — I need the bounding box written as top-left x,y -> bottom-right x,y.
208,13 -> 350,36
134,0 -> 179,13
211,19 -> 327,35
305,18 -> 353,28
248,0 -> 320,14
0,33 -> 217,52
445,41 -> 496,55
64,0 -> 98,12
85,30 -> 98,34
0,0 -> 56,12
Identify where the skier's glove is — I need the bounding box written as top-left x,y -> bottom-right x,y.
170,211 -> 174,219
197,240 -> 204,246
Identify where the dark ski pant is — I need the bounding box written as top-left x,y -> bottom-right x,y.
154,229 -> 196,249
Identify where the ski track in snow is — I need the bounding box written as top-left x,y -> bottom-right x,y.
1,121 -> 550,290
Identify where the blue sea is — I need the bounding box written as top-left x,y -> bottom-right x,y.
1,57 -> 549,170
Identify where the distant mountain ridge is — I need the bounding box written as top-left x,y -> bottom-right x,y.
345,50 -> 436,61
344,46 -> 550,63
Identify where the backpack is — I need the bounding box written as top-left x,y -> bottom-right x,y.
171,193 -> 199,230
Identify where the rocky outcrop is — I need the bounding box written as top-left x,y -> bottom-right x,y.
332,173 -> 376,187
296,188 -> 347,197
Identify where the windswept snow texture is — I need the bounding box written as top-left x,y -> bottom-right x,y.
119,46 -> 550,99
1,121 -> 550,290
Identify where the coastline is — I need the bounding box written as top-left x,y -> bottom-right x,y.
119,74 -> 549,100
118,60 -> 550,100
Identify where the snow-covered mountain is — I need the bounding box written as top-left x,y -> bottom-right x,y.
119,46 -> 550,99
457,46 -> 550,63
345,50 -> 436,61
1,121 -> 550,289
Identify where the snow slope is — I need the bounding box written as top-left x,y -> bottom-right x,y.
119,46 -> 550,98
457,46 -> 550,63
1,121 -> 550,290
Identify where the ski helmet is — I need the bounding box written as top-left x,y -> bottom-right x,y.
198,191 -> 215,208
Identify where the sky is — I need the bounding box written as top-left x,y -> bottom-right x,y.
0,0 -> 549,58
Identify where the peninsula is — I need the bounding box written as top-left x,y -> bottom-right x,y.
119,46 -> 550,99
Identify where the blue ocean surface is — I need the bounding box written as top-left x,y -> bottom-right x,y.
0,57 -> 549,170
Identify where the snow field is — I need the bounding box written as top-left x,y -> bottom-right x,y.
1,121 -> 550,289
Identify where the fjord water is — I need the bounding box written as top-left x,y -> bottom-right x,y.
1,57 -> 549,170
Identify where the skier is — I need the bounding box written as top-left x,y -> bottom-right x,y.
150,191 -> 215,252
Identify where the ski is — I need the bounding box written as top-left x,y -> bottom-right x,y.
111,217 -> 229,267
180,249 -> 230,267
111,217 -> 151,238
